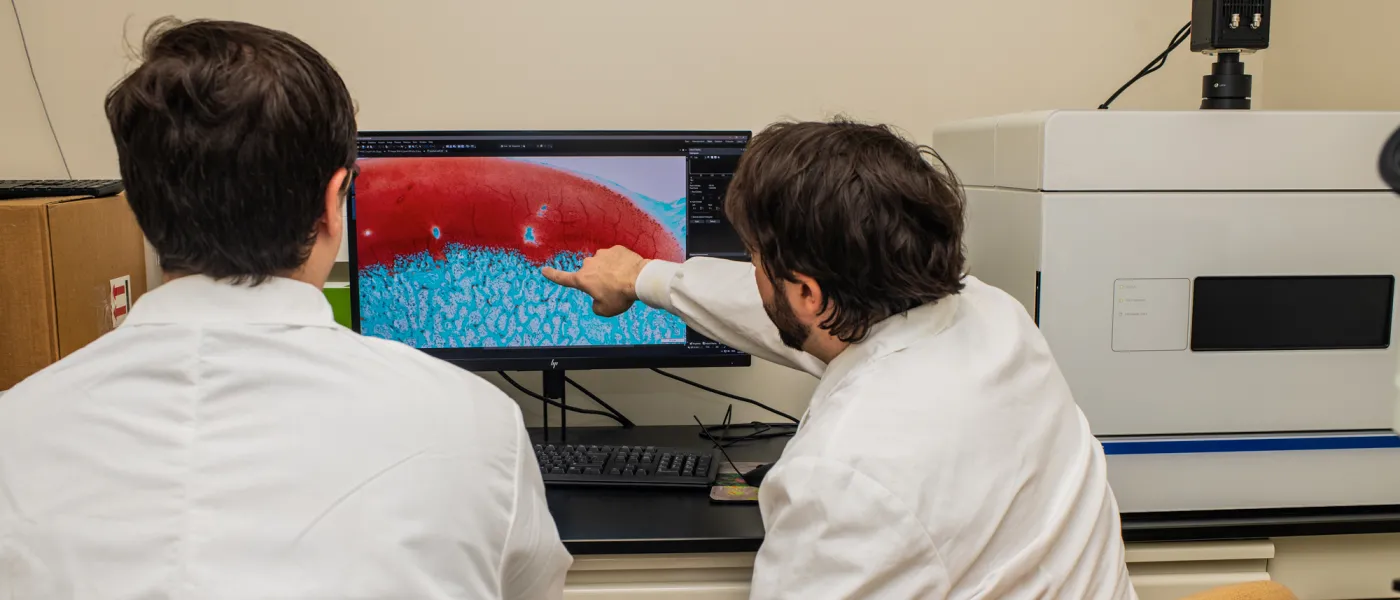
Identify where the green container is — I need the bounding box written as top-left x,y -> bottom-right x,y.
323,284 -> 351,328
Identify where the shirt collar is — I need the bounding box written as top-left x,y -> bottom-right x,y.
803,284 -> 965,420
123,275 -> 339,328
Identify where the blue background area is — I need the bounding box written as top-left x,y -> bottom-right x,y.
359,245 -> 688,349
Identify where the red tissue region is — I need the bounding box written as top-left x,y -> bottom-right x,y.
354,157 -> 683,268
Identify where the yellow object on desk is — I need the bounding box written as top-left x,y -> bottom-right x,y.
710,462 -> 762,503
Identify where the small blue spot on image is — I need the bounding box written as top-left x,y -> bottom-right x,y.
431,226 -> 441,240
538,204 -> 549,217
523,227 -> 538,245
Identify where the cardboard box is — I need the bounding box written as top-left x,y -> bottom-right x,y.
0,193 -> 147,390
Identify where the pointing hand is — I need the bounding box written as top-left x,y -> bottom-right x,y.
541,246 -> 651,317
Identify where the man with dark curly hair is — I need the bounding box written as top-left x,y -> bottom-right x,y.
546,119 -> 1135,599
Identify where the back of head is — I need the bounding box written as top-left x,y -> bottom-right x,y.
105,18 -> 356,284
725,118 -> 967,343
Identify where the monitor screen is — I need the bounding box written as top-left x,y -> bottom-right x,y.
348,130 -> 753,372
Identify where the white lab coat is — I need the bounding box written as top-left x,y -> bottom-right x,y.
0,275 -> 571,600
637,258 -> 1136,600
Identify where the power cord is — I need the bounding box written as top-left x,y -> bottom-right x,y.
497,372 -> 633,428
651,368 -> 800,423
565,376 -> 635,428
1098,21 -> 1192,110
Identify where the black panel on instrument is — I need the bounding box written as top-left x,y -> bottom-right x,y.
1190,275 -> 1395,351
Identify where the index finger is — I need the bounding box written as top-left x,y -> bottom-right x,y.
540,266 -> 581,289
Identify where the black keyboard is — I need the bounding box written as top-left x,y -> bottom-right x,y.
534,443 -> 718,489
0,179 -> 124,200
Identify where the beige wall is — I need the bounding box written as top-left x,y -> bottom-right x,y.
0,2 -> 66,179
1264,0 -> 1400,110
1,0 -> 1249,422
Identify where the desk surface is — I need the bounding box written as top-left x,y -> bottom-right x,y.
537,426 -> 1400,555
533,425 -> 777,555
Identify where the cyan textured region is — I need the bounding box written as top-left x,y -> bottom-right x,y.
359,245 -> 687,349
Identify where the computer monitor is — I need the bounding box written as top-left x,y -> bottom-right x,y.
347,130 -> 754,374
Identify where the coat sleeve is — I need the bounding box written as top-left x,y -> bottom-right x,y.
751,457 -> 951,600
635,258 -> 826,378
499,414 -> 572,600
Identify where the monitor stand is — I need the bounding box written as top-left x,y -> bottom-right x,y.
541,370 -> 568,443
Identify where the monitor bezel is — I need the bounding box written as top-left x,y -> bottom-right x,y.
348,129 -> 754,373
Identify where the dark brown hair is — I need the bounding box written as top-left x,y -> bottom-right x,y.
105,18 -> 357,283
725,118 -> 967,343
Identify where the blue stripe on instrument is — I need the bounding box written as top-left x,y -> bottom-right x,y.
1101,434 -> 1400,455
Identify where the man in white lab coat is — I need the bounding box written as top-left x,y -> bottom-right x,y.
545,120 -> 1137,598
0,19 -> 569,599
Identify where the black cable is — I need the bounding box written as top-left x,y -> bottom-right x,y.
1104,22 -> 1192,107
651,368 -> 800,424
1099,21 -> 1192,110
497,372 -> 629,428
701,421 -> 797,446
1120,23 -> 1192,95
9,0 -> 72,177
564,376 -> 635,428
694,405 -> 796,446
693,415 -> 751,483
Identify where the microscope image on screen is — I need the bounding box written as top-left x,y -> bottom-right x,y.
353,156 -> 689,349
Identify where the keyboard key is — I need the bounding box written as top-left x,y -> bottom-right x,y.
550,467 -> 564,474
584,467 -> 601,475
646,446 -> 656,453
589,446 -> 600,453
567,466 -> 582,475
610,468 -> 621,475
636,468 -> 648,477
623,466 -> 635,475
